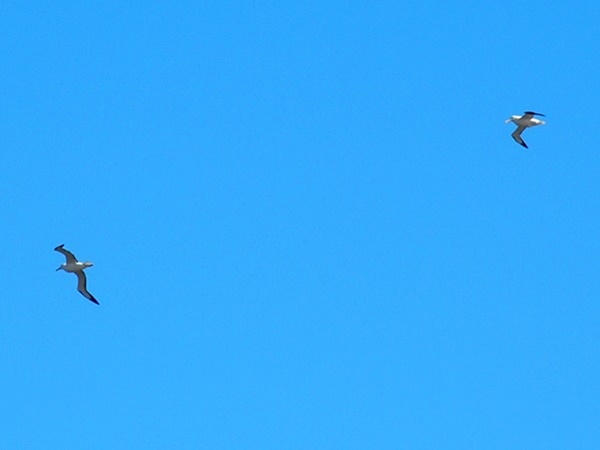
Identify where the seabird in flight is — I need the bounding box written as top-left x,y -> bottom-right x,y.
505,111 -> 546,148
55,244 -> 99,305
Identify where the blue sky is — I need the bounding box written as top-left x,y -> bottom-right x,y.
1,1 -> 599,448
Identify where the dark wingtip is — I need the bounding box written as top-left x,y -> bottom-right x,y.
88,296 -> 100,305
513,136 -> 528,148
524,111 -> 545,117
54,244 -> 65,251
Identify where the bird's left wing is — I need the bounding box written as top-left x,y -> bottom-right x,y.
54,244 -> 78,264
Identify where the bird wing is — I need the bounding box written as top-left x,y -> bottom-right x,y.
76,271 -> 99,305
54,244 -> 78,264
521,112 -> 534,121
524,111 -> 545,117
511,126 -> 528,148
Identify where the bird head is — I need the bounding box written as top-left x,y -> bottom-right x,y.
505,116 -> 518,124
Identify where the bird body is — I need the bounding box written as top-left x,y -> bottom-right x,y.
58,261 -> 93,272
55,244 -> 99,305
505,111 -> 546,148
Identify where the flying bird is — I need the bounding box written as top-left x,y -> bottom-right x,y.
505,111 -> 546,148
55,244 -> 99,305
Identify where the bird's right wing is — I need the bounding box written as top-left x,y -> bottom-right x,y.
511,126 -> 528,148
76,271 -> 99,305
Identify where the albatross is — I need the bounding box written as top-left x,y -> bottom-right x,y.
505,111 -> 546,148
55,244 -> 99,305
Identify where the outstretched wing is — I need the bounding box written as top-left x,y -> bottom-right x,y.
54,244 -> 78,264
75,271 -> 100,305
521,112 -> 534,121
524,111 -> 545,117
511,126 -> 528,148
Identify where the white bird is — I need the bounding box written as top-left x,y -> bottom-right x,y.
505,111 -> 546,148
55,244 -> 99,305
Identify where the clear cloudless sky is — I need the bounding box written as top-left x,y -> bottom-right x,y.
1,1 -> 599,448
